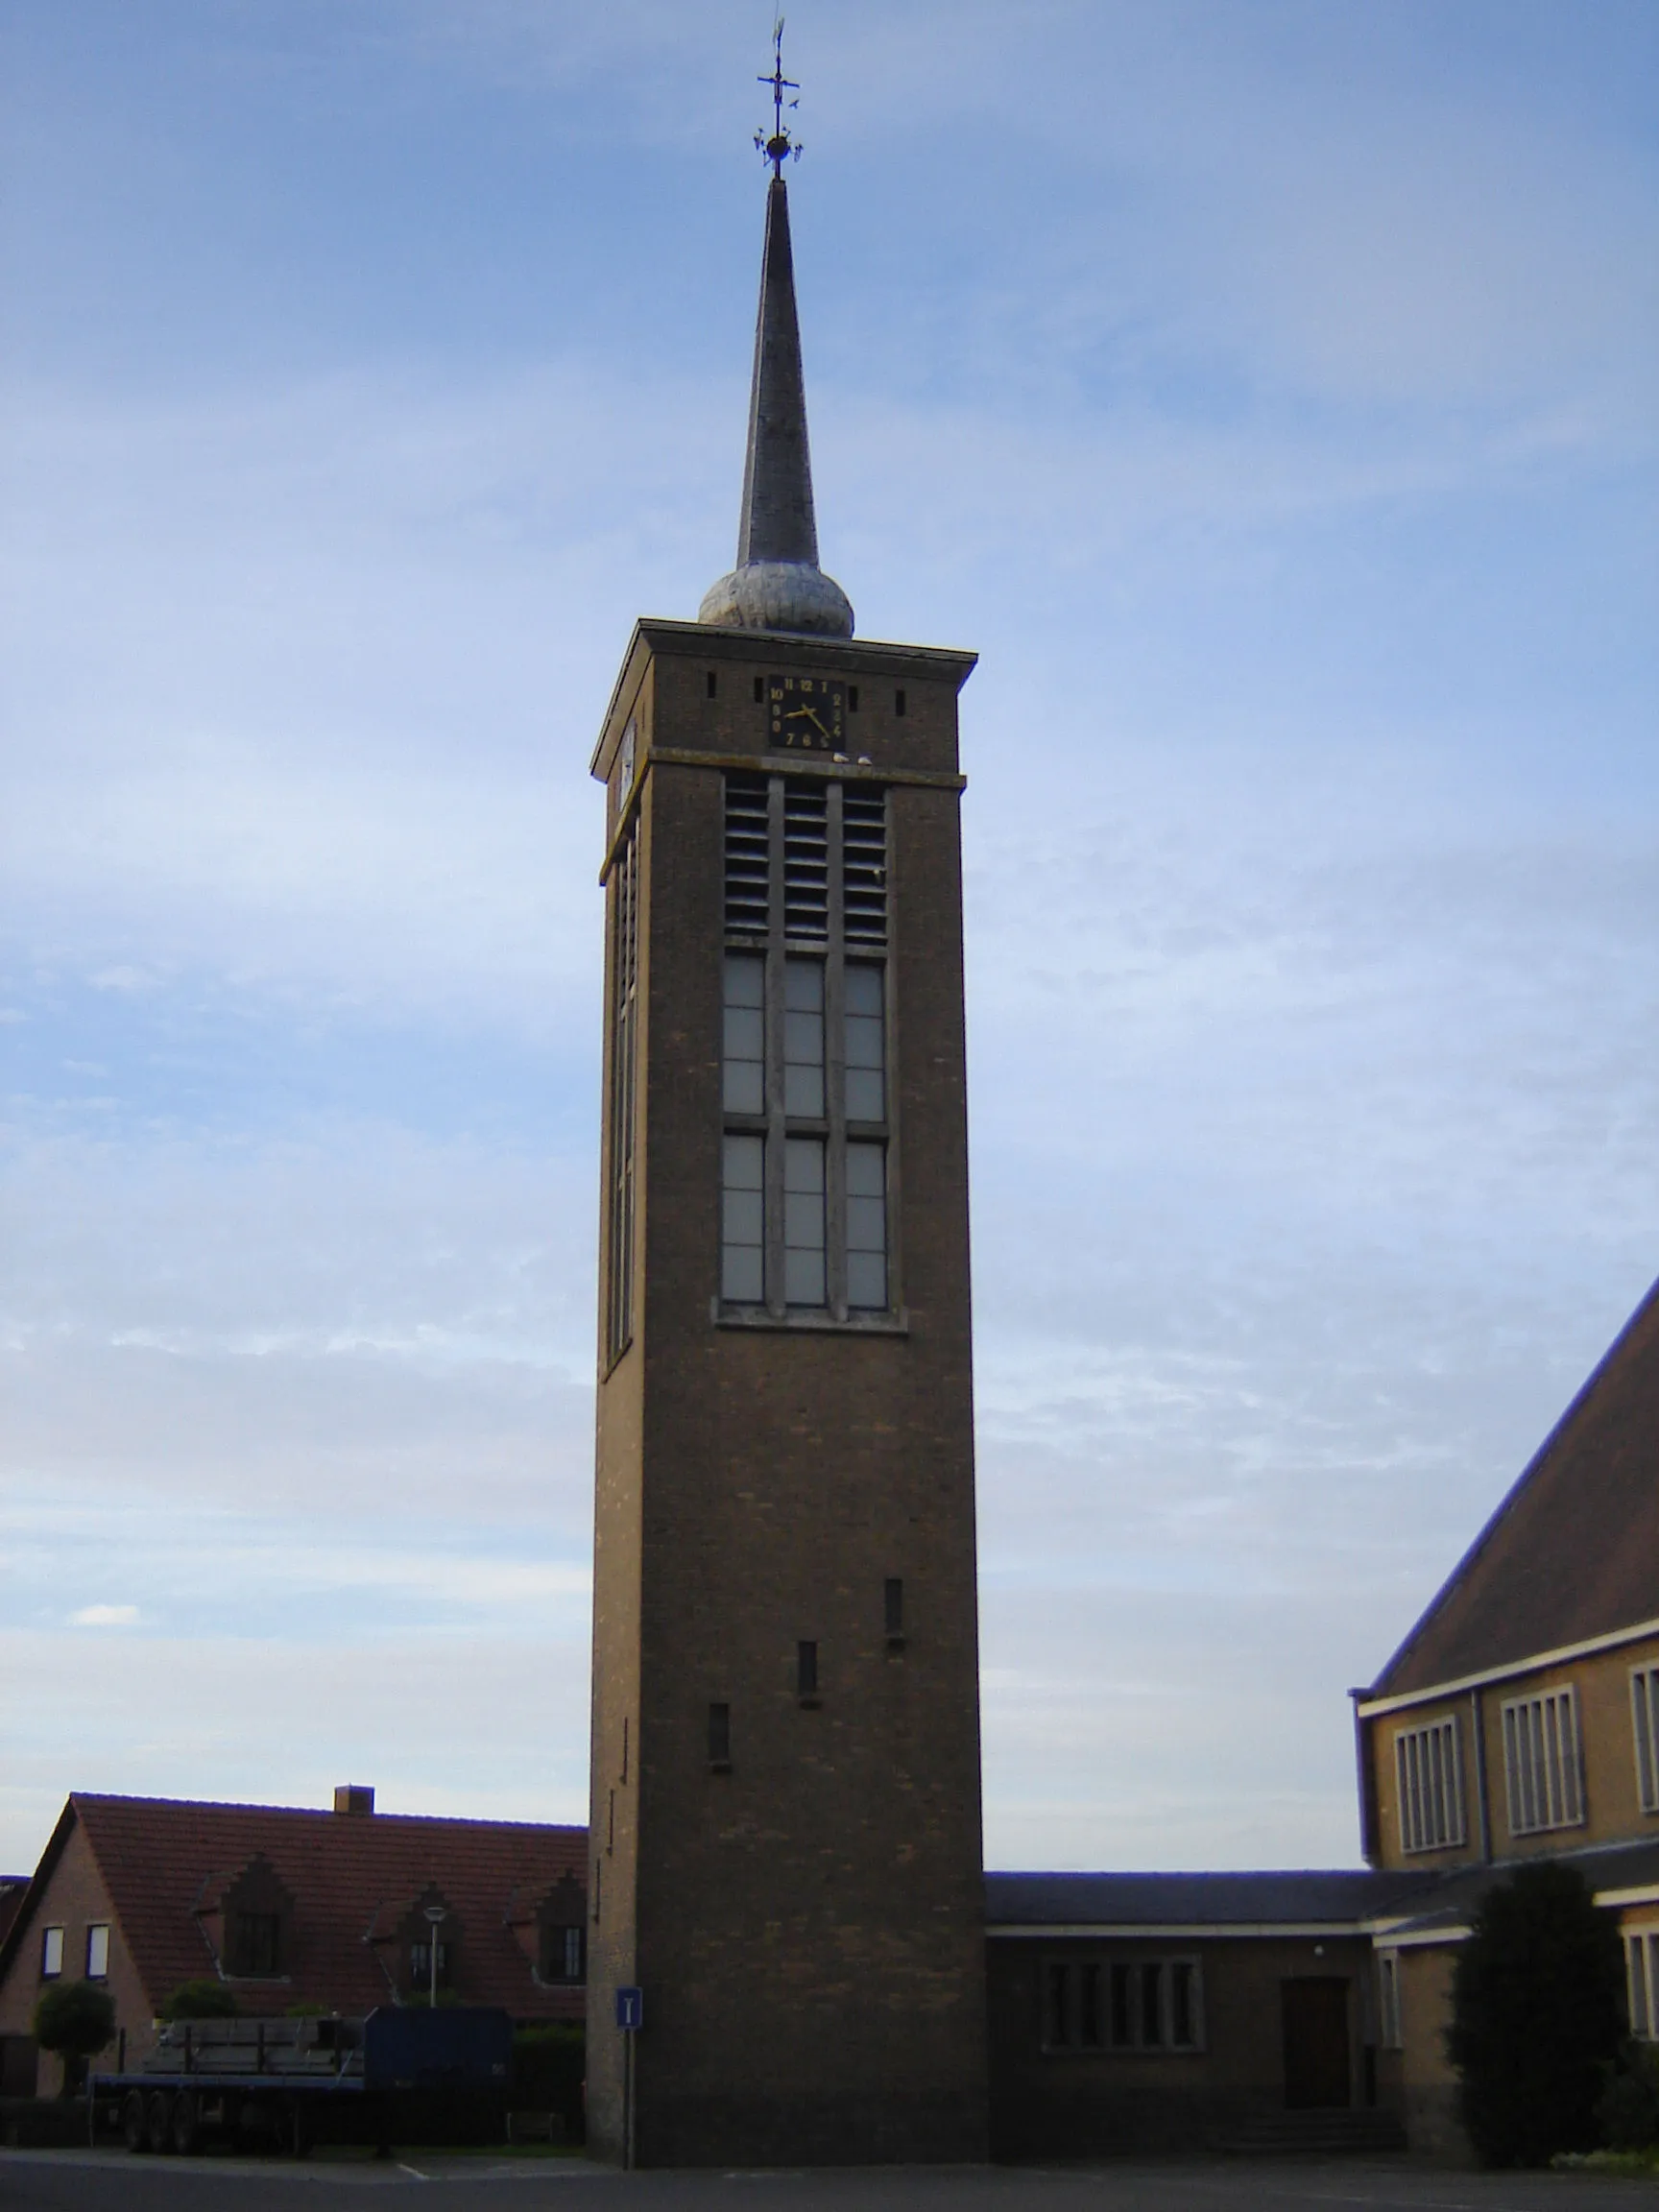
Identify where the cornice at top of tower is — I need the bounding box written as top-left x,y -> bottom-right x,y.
590,620 -> 977,783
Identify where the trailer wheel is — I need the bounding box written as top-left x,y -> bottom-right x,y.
120,2090 -> 149,2153
169,2091 -> 203,2156
144,2090 -> 173,2154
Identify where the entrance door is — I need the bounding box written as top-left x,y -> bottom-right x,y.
1281,1977 -> 1351,2109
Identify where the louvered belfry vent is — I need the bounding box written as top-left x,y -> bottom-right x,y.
724,775 -> 770,935
783,781 -> 830,941
842,787 -> 887,947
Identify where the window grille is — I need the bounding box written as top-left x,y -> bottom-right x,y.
723,776 -> 770,935
720,772 -> 893,1319
1628,1929 -> 1659,2040
1394,1716 -> 1466,1854
1502,1685 -> 1584,1835
1633,1666 -> 1659,1815
605,825 -> 640,1363
782,781 -> 830,940
842,787 -> 888,946
1043,1957 -> 1202,2053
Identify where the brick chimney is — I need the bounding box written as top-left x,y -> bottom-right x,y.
332,1785 -> 375,1815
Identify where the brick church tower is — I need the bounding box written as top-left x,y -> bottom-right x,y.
584,80 -> 987,2166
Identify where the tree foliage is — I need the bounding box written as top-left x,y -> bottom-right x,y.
1447,1861 -> 1625,2166
31,1980 -> 116,2094
158,1978 -> 240,2021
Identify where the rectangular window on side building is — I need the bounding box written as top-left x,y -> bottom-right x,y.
1394,1715 -> 1466,1853
1627,1932 -> 1657,2040
1503,1686 -> 1585,1836
40,1926 -> 63,1980
85,1924 -> 110,1980
1633,1666 -> 1659,1815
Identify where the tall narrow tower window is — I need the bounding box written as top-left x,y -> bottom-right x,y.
783,960 -> 825,1116
720,773 -> 894,1320
722,1134 -> 766,1302
605,826 -> 640,1364
845,1142 -> 888,1310
723,955 -> 766,1113
845,965 -> 885,1121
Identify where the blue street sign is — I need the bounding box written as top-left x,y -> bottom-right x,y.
615,1985 -> 643,2032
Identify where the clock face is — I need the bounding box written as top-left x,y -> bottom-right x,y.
767,674 -> 845,752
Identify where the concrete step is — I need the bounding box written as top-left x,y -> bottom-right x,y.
1210,2108 -> 1407,2155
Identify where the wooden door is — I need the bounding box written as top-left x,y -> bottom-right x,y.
1281,1977 -> 1351,2109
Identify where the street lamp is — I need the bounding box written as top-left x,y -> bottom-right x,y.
422,1904 -> 445,2008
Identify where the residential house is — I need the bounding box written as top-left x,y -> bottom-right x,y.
0,1787 -> 586,2097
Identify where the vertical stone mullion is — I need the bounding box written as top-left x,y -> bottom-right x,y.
764,775 -> 787,1318
826,780 -> 848,1319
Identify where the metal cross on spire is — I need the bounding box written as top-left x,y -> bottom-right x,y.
754,16 -> 802,177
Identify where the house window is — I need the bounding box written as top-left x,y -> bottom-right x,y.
1377,1951 -> 1402,2049
1627,1930 -> 1659,2040
84,1924 -> 110,1980
1633,1666 -> 1659,1815
229,1910 -> 283,1977
605,821 -> 640,1365
40,1925 -> 64,1980
1502,1685 -> 1585,1835
797,1641 -> 819,1698
1394,1715 -> 1466,1853
1043,1957 -> 1202,2053
720,774 -> 893,1320
409,1939 -> 450,1987
541,1923 -> 585,1983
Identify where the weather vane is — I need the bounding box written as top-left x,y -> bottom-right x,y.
755,16 -> 802,176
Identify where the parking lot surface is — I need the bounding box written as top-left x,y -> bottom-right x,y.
2,2150 -> 1657,2212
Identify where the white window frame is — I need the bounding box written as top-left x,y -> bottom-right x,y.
1502,1684 -> 1585,1836
1632,1665 -> 1659,1815
1626,1929 -> 1658,2041
40,1924 -> 64,1979
1377,1950 -> 1403,2049
1393,1714 -> 1466,1853
84,1923 -> 110,1980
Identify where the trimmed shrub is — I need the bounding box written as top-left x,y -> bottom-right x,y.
512,2024 -> 585,2141
31,1980 -> 115,2096
1448,1862 -> 1625,2166
1599,2041 -> 1659,2152
158,1979 -> 239,2022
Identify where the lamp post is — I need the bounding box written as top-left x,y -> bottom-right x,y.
422,1904 -> 445,2008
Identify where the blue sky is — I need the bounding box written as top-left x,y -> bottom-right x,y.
2,0 -> 1656,1876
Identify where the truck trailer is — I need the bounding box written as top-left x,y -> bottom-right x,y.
91,2006 -> 513,2156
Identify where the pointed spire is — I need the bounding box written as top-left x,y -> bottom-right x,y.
699,38 -> 853,639
735,177 -> 819,570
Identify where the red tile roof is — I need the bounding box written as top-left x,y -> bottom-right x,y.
1370,1274 -> 1659,1697
6,1794 -> 589,2024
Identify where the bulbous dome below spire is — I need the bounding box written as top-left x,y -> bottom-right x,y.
698,560 -> 854,638
700,174 -> 854,640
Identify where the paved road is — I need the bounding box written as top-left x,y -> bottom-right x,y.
2,2151 -> 1656,2212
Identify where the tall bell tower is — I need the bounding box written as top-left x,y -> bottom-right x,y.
585,42 -> 987,2167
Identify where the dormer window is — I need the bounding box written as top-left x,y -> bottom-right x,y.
207,1852 -> 294,1981
534,1873 -> 588,1984
230,1910 -> 283,1977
